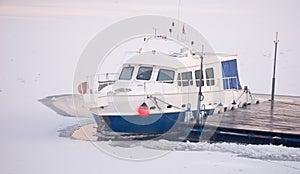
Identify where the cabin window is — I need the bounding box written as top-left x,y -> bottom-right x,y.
205,68 -> 215,86
195,70 -> 204,87
181,71 -> 193,86
119,67 -> 134,80
156,69 -> 175,83
177,73 -> 181,86
136,67 -> 153,80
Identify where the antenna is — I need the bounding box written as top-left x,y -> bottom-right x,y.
271,32 -> 279,110
177,0 -> 181,39
153,27 -> 159,38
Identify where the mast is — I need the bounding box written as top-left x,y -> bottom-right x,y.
271,32 -> 279,110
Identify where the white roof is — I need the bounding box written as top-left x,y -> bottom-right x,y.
125,51 -> 200,69
123,51 -> 238,70
125,51 -> 183,69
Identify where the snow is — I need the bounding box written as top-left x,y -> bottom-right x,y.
1,86 -> 299,174
2,92 -> 299,174
2,133 -> 300,174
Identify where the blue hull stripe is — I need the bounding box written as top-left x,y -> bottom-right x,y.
96,109 -> 213,134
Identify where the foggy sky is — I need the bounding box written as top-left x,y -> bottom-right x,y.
1,0 -> 300,96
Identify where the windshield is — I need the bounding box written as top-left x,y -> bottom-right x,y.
119,67 -> 134,80
136,67 -> 153,80
156,69 -> 175,83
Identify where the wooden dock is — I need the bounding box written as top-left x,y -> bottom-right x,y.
190,99 -> 300,147
215,100 -> 300,135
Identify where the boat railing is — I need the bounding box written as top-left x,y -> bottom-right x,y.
83,73 -> 118,94
81,75 -> 240,106
83,75 -> 240,95
81,73 -> 118,107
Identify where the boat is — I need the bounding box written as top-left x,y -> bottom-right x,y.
78,37 -> 255,136
37,16 -> 300,146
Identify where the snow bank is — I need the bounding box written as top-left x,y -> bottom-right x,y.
139,140 -> 300,161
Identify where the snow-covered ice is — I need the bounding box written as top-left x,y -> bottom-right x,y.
1,87 -> 300,174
